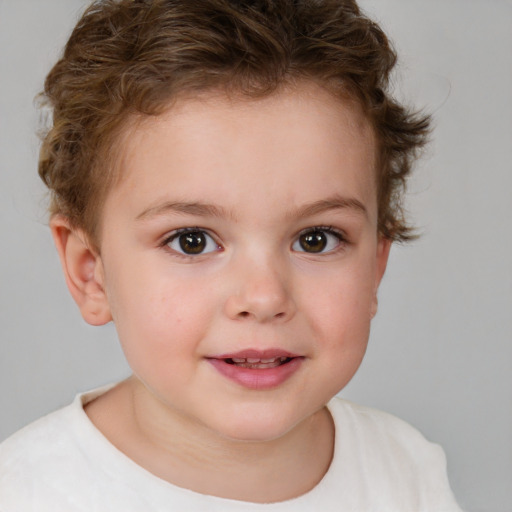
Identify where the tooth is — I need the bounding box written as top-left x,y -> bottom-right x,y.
246,358 -> 261,364
260,358 -> 277,363
231,358 -> 246,363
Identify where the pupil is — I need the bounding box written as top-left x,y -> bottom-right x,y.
179,232 -> 206,254
300,231 -> 327,253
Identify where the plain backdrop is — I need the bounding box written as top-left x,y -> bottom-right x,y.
1,1 -> 511,511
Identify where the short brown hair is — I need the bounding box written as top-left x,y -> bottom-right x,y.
39,0 -> 430,246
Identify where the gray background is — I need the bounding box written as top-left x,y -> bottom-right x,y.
1,1 -> 510,510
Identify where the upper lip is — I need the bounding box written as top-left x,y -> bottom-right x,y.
208,349 -> 301,360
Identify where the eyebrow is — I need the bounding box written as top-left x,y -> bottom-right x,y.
289,195 -> 368,220
136,201 -> 230,221
136,194 -> 368,222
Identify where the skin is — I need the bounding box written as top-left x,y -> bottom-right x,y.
51,83 -> 390,503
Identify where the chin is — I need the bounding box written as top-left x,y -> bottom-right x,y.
218,424 -> 292,444
208,407 -> 305,444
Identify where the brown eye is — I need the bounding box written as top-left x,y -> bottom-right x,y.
292,228 -> 343,254
167,230 -> 218,255
179,232 -> 206,254
299,231 -> 327,253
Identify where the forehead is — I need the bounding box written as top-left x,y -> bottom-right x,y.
109,83 -> 377,221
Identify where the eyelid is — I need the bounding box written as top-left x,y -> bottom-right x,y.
161,227 -> 222,256
292,225 -> 348,254
298,225 -> 345,237
162,226 -> 214,240
296,225 -> 347,241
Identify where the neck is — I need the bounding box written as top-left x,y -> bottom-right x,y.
86,377 -> 335,503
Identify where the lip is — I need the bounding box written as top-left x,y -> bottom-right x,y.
207,349 -> 304,390
212,348 -> 300,360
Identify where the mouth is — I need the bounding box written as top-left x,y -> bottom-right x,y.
206,349 -> 303,390
224,356 -> 292,369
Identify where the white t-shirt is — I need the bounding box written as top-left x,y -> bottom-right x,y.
0,387 -> 462,511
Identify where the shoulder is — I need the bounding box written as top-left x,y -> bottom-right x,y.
0,387 -> 112,472
0,403 -> 76,508
328,396 -> 437,451
0,402 -> 75,465
0,387 -> 116,511
326,397 -> 463,511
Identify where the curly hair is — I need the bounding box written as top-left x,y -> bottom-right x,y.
39,0 -> 430,246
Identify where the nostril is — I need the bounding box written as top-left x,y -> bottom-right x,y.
236,310 -> 287,320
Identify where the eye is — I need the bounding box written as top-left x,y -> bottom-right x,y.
292,228 -> 344,254
166,229 -> 219,255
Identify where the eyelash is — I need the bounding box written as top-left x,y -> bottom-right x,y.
161,227 -> 221,258
160,225 -> 349,258
292,226 -> 348,254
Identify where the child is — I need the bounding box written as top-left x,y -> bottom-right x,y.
0,0 -> 462,509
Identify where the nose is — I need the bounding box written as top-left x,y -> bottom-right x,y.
223,258 -> 296,323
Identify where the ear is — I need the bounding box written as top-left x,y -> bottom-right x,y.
50,215 -> 112,326
370,237 -> 392,318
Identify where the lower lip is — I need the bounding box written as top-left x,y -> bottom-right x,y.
207,357 -> 303,390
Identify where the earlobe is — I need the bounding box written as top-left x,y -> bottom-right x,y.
50,215 -> 112,326
370,237 -> 392,318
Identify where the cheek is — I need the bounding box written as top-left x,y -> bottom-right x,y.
302,261 -> 376,337
306,271 -> 375,391
106,270 -> 217,372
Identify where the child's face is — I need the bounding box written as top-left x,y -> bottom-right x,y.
88,84 -> 389,441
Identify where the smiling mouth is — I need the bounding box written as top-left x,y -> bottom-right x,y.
207,351 -> 303,389
224,356 -> 292,369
